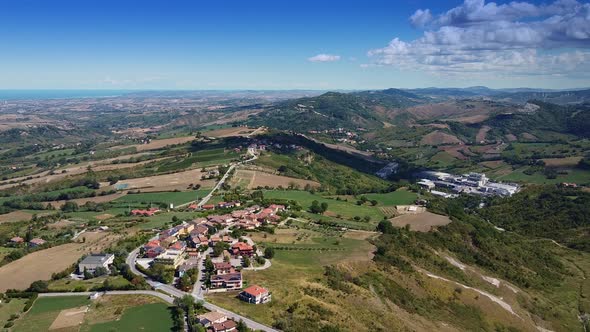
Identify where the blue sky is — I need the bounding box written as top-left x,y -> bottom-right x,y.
1,0 -> 589,89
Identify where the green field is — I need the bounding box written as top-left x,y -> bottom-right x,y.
114,190 -> 210,206
86,303 -> 173,332
362,189 -> 417,206
263,190 -> 385,221
13,296 -> 91,331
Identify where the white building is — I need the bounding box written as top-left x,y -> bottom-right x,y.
78,254 -> 114,274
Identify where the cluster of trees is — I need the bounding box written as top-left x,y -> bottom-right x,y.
144,263 -> 174,284
309,200 -> 328,214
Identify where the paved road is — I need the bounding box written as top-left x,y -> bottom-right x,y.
177,147 -> 258,209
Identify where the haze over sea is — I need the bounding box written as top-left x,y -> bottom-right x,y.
0,90 -> 132,100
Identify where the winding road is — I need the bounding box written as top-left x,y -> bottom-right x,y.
126,235 -> 278,332
177,147 -> 258,209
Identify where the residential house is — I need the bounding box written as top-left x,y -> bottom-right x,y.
202,204 -> 215,210
191,234 -> 209,247
210,272 -> 242,290
190,224 -> 209,237
29,238 -> 46,247
239,285 -> 271,304
197,311 -> 227,327
78,253 -> 115,274
131,208 -> 160,216
213,262 -> 234,275
209,235 -> 222,247
9,236 -> 24,244
211,320 -> 237,332
232,242 -> 254,257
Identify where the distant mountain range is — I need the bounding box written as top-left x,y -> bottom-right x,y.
246,87 -> 590,142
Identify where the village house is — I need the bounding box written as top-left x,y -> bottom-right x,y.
143,239 -> 165,258
210,272 -> 243,290
231,242 -> 254,257
202,204 -> 215,210
9,236 -> 24,244
213,262 -> 234,275
190,234 -> 209,247
239,285 -> 271,304
28,238 -> 46,247
190,224 -> 209,237
211,320 -> 237,332
131,207 -> 160,216
197,311 -> 227,328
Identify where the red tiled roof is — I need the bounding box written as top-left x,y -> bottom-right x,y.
232,242 -> 253,251
214,262 -> 232,270
241,285 -> 268,297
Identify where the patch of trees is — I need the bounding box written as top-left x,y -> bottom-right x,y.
309,200 -> 328,214
481,186 -> 590,251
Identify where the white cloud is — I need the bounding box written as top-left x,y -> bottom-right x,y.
368,0 -> 590,77
308,54 -> 341,62
410,9 -> 432,27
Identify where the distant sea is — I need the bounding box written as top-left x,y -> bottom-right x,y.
0,90 -> 135,100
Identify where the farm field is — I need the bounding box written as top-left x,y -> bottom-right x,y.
389,211 -> 452,232
113,168 -> 215,192
0,210 -> 33,223
0,232 -> 118,292
0,153 -> 158,191
362,189 -> 417,206
114,189 -> 211,207
127,135 -> 196,151
262,190 -> 386,221
204,126 -> 257,137
12,296 -> 91,331
233,169 -> 319,189
541,156 -> 583,167
46,192 -> 126,209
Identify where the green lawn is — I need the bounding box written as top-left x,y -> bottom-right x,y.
86,303 -> 174,332
362,189 -> 417,206
263,190 -> 385,221
13,296 -> 90,331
